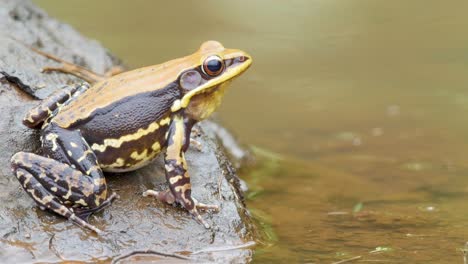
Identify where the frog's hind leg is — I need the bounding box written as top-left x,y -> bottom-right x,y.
11,164 -> 103,234
22,83 -> 89,129
10,124 -> 117,233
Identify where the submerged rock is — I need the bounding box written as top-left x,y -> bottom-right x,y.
0,0 -> 255,262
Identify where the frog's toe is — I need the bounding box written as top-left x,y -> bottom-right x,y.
143,189 -> 176,204
193,197 -> 219,212
190,208 -> 211,229
69,214 -> 103,234
190,138 -> 203,152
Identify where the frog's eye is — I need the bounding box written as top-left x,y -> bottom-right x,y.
202,55 -> 225,76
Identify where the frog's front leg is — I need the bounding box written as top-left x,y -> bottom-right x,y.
143,115 -> 218,228
23,83 -> 89,128
10,123 -> 117,233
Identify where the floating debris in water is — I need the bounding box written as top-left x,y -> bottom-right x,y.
370,246 -> 393,254
371,127 -> 384,137
387,105 -> 400,117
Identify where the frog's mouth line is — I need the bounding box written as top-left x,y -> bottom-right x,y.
180,54 -> 252,108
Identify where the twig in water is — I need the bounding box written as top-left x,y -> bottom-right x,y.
332,255 -> 362,264
190,241 -> 256,255
111,249 -> 190,264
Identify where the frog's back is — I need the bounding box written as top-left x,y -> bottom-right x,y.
52,58 -> 192,129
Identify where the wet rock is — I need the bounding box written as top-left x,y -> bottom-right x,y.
0,0 -> 256,262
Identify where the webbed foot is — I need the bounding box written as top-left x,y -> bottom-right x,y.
143,189 -> 218,228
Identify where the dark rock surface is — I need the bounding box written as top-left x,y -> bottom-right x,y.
0,1 -> 256,262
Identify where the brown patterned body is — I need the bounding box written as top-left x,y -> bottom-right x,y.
9,40 -> 252,232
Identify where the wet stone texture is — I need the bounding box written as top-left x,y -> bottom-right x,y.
0,0 -> 256,262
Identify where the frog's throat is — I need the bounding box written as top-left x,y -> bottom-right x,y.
175,55 -> 251,111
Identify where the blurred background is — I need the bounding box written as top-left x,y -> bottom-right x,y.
35,0 -> 468,262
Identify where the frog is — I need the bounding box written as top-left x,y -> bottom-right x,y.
6,40 -> 252,233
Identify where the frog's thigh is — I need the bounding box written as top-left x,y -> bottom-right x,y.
10,152 -> 106,233
41,124 -> 108,208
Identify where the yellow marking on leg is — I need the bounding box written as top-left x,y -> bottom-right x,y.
58,206 -> 68,215
51,187 -> 58,192
174,183 -> 191,193
166,116 -> 184,165
27,188 -> 54,205
85,165 -> 101,176
62,189 -> 72,200
93,178 -> 106,186
23,174 -> 32,185
95,190 -> 108,206
67,150 -> 73,157
70,142 -> 78,148
91,121 -> 160,152
77,149 -> 93,163
45,133 -> 59,151
169,175 -> 183,184
165,164 -> 174,172
182,154 -> 188,170
173,183 -> 192,206
75,199 -> 88,206
25,114 -> 35,123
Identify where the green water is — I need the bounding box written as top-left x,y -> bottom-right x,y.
34,0 -> 468,262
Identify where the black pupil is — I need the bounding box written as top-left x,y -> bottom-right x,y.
206,59 -> 222,73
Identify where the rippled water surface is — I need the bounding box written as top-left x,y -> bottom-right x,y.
35,0 -> 468,262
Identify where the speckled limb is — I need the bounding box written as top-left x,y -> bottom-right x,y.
143,115 -> 218,229
10,123 -> 117,233
11,167 -> 103,234
22,83 -> 89,129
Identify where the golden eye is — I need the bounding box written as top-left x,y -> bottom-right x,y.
202,55 -> 225,76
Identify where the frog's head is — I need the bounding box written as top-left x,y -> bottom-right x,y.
174,41 -> 252,121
